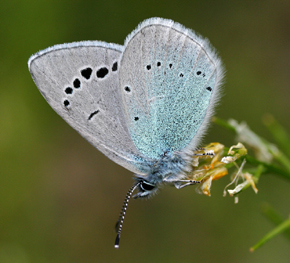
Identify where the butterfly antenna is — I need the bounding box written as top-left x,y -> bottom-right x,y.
114,182 -> 140,249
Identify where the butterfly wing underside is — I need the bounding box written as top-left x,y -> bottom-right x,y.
119,18 -> 224,159
28,41 -> 148,175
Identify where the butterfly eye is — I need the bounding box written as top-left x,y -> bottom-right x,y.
140,181 -> 155,191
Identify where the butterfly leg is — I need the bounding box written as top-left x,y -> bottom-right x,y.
172,180 -> 201,189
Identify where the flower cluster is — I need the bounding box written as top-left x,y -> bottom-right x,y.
185,142 -> 258,202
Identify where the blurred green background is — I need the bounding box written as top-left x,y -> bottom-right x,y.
1,0 -> 290,262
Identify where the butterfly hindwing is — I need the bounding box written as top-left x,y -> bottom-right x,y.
119,18 -> 224,159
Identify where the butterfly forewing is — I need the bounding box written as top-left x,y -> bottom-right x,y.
29,41 -> 149,174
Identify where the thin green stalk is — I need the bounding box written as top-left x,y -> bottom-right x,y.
250,217 -> 290,252
263,114 -> 290,158
261,204 -> 290,240
245,155 -> 290,181
272,150 -> 290,174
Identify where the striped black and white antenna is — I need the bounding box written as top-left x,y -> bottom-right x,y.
114,182 -> 140,248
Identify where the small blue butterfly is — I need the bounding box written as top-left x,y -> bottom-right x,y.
28,17 -> 224,248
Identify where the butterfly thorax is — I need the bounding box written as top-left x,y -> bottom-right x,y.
133,150 -> 191,198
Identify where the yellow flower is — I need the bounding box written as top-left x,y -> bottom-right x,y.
184,142 -> 257,199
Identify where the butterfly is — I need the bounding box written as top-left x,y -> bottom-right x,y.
28,17 -> 224,248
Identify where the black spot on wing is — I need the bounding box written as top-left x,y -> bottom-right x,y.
206,87 -> 212,92
88,110 -> 100,120
65,87 -> 73,94
97,67 -> 109,78
112,62 -> 118,71
81,67 -> 93,80
73,78 -> 81,88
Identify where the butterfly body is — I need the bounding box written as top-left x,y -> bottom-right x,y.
133,150 -> 193,197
